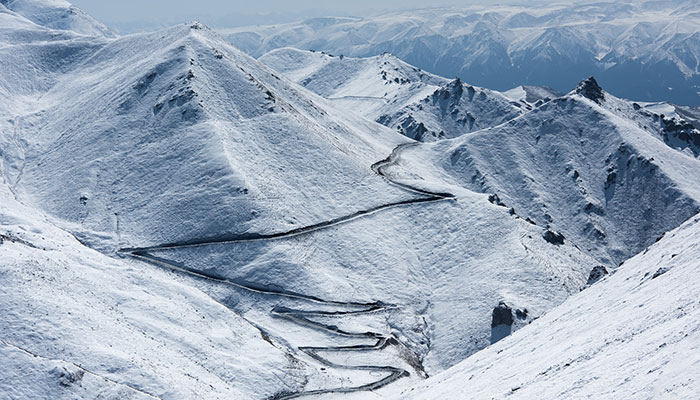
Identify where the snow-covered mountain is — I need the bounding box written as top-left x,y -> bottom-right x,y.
387,77 -> 700,267
0,1 -> 599,398
260,47 -> 525,141
0,162 -> 299,399
399,212 -> 700,399
2,22 -> 415,252
260,48 -> 700,266
222,1 -> 700,106
2,1 -> 700,399
0,0 -> 114,37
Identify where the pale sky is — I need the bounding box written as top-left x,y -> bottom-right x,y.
70,0 -> 594,33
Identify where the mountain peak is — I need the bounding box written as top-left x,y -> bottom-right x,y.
575,76 -> 605,104
2,0 -> 114,37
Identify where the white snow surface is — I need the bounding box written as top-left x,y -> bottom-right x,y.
390,80 -> 700,266
0,17 -> 414,252
260,47 -> 524,141
0,174 -> 301,399
399,212 -> 700,399
0,2 -> 602,397
2,1 -> 700,399
503,85 -> 561,105
0,0 -> 114,37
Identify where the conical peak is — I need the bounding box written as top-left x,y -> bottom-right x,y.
575,76 -> 605,104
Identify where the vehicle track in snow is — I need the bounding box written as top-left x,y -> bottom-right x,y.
120,142 -> 454,399
328,95 -> 390,103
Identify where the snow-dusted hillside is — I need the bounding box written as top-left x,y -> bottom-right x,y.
260,48 -> 523,141
223,1 -> 700,106
389,77 -> 700,267
1,17 -> 415,252
0,171 -> 303,399
0,0 -> 113,37
503,85 -> 562,108
399,212 -> 700,399
0,1 -> 603,398
3,1 -> 700,399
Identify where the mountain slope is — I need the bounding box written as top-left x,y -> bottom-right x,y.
1,20 -> 414,252
0,0 -> 114,37
5,1 -> 698,399
260,47 -> 523,141
388,78 -> 700,267
0,3 -> 604,397
400,211 -> 700,399
0,166 -> 302,399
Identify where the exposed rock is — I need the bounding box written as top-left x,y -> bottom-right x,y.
490,301 -> 514,344
50,367 -> 85,387
492,302 -> 514,327
652,267 -> 669,279
575,76 -> 605,104
586,265 -> 609,285
543,230 -> 565,245
488,193 -> 506,207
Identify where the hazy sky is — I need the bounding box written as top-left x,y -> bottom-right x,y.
70,0 -> 585,32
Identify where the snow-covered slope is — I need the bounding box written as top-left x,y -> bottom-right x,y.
389,77 -> 700,267
503,85 -> 562,108
0,165 -> 303,399
1,20 -> 414,252
641,101 -> 700,130
260,48 -> 523,141
0,0 -> 114,37
0,2 -> 604,398
223,1 -> 700,106
4,1 -> 699,399
399,211 -> 700,399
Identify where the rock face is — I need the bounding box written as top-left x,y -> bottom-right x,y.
543,230 -> 566,246
491,302 -> 514,344
575,77 -> 605,104
586,265 -> 609,286
491,302 -> 515,327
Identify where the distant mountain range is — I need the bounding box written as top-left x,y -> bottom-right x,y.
222,1 -> 700,106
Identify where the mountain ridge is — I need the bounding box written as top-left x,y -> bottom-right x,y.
224,1 -> 700,105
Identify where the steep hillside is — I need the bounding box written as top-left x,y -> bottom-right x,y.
6,1 -> 699,399
389,77 -> 700,266
0,163 -> 304,399
260,48 -> 523,141
0,2 -> 604,398
1,20 -> 413,252
399,212 -> 700,399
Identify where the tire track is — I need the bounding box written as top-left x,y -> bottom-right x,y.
120,143 -> 454,398
328,95 -> 389,103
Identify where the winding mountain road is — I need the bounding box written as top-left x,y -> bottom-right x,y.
120,142 -> 455,399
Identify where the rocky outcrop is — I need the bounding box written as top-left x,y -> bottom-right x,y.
586,265 -> 609,286
543,230 -> 565,245
491,302 -> 514,344
575,77 -> 605,104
